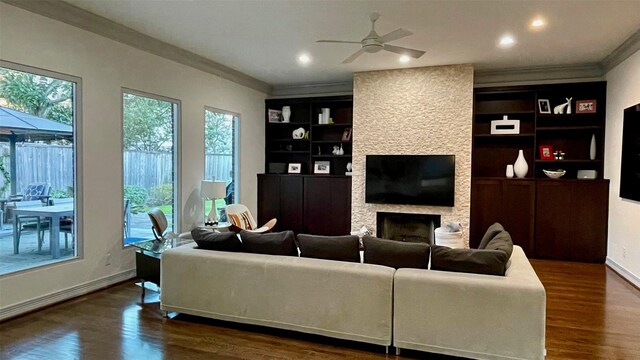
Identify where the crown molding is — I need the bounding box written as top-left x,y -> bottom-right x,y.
601,27 -> 640,73
270,81 -> 353,98
0,0 -> 271,94
474,63 -> 604,87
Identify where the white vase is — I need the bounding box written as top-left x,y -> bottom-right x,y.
282,106 -> 291,123
506,164 -> 514,178
514,150 -> 528,178
590,134 -> 596,160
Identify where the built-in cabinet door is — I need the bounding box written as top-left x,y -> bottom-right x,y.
470,179 -> 503,248
303,177 -> 351,235
279,176 -> 303,233
535,179 -> 609,262
257,174 -> 281,229
470,179 -> 535,255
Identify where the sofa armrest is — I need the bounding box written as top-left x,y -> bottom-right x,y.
394,246 -> 546,360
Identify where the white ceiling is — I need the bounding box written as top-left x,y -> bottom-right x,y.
64,0 -> 640,87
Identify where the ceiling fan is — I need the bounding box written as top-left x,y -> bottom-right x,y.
317,13 -> 425,64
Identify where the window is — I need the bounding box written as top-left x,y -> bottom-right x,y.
204,107 -> 238,221
0,62 -> 81,275
122,90 -> 179,244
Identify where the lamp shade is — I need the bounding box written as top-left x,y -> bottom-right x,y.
201,180 -> 226,200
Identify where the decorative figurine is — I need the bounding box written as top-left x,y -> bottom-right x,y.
553,97 -> 573,114
332,145 -> 340,155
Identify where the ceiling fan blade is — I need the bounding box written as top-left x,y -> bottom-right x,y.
383,44 -> 425,59
342,49 -> 365,64
380,28 -> 413,43
317,40 -> 362,44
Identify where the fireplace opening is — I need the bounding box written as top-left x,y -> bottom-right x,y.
376,212 -> 441,244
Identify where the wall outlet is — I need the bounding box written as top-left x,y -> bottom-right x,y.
622,247 -> 627,258
105,253 -> 111,266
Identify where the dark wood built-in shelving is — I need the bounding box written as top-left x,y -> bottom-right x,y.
470,82 -> 609,263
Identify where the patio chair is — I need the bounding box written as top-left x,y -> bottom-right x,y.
124,199 -> 131,240
37,197 -> 74,251
226,204 -> 276,233
147,208 -> 190,242
5,183 -> 51,223
15,200 -> 49,248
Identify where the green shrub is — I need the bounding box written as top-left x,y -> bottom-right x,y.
50,188 -> 71,198
124,185 -> 148,213
147,183 -> 173,207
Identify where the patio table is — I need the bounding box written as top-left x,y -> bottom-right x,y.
13,203 -> 73,259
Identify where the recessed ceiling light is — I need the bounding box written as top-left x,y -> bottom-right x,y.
530,17 -> 546,30
498,34 -> 515,48
399,55 -> 411,63
298,54 -> 311,65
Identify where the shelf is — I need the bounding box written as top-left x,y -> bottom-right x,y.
472,177 -> 535,181
536,126 -> 601,131
312,140 -> 351,143
536,113 -> 599,118
312,155 -> 352,158
269,138 -> 309,142
535,159 -> 602,163
474,133 -> 535,138
474,110 -> 535,115
312,123 -> 352,127
267,122 -> 308,125
269,150 -> 309,154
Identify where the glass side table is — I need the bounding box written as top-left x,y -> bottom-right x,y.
130,238 -> 193,300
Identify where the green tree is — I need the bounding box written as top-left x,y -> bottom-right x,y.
123,93 -> 173,152
0,68 -> 73,125
205,110 -> 233,154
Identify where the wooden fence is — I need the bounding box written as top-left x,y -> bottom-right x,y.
0,143 -> 232,196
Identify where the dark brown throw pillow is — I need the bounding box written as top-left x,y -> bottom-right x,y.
430,245 -> 509,276
191,227 -> 242,252
478,222 -> 505,249
240,230 -> 298,256
296,234 -> 360,263
484,230 -> 514,259
363,236 -> 430,269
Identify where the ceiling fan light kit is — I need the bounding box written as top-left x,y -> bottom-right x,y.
317,12 -> 426,64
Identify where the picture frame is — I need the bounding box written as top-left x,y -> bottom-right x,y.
539,145 -> 554,160
538,99 -> 551,114
342,127 -> 352,141
268,109 -> 282,123
287,162 -> 302,174
313,161 -> 330,174
576,100 -> 597,114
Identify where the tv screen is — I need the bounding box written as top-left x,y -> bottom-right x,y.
366,155 -> 455,206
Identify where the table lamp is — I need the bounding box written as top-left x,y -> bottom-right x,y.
200,180 -> 227,225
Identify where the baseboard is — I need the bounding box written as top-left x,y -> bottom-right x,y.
0,269 -> 136,321
605,257 -> 640,289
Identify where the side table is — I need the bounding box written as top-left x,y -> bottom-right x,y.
130,238 -> 193,301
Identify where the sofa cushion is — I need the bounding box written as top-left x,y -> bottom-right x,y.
191,227 -> 242,252
296,234 -> 360,263
430,245 -> 509,276
363,236 -> 430,269
484,229 -> 514,259
477,222 -> 505,249
240,230 -> 297,256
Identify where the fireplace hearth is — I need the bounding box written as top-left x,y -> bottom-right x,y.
376,212 -> 441,244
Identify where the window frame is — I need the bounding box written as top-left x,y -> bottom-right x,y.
0,60 -> 84,275
121,88 -> 181,246
204,106 -> 240,204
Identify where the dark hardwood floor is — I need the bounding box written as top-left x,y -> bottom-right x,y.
1,260 -> 639,360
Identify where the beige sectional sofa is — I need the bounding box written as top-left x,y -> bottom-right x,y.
394,245 -> 546,360
160,243 -> 395,348
160,243 -> 545,359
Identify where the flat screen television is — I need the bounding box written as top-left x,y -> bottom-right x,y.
366,155 -> 455,206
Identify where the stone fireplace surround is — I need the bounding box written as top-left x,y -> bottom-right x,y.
350,64 -> 473,244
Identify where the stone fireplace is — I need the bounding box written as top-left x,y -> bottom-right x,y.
376,212 -> 441,244
350,64 -> 473,244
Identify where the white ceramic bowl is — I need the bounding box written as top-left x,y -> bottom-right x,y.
543,169 -> 566,179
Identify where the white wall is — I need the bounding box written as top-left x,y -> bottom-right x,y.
0,4 -> 266,314
351,65 -> 474,244
604,49 -> 640,285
